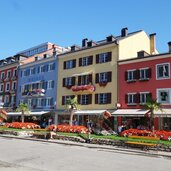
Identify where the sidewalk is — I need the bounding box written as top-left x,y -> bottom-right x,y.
1,134 -> 171,158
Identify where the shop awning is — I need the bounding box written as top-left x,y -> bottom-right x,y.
111,109 -> 149,117
154,109 -> 171,117
72,71 -> 92,77
7,111 -> 49,116
75,110 -> 107,115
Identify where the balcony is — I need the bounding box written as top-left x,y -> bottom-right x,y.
99,81 -> 108,87
71,85 -> 96,94
11,76 -> 17,81
22,89 -> 46,97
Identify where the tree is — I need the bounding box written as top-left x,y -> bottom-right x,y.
66,97 -> 79,126
16,103 -> 30,123
143,96 -> 162,130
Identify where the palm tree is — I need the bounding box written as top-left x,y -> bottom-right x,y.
16,103 -> 30,123
143,96 -> 162,130
66,97 -> 79,126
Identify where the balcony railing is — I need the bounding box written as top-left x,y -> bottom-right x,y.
22,89 -> 45,97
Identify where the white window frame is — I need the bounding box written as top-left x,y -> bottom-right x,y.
156,63 -> 170,80
40,65 -> 44,73
46,97 -> 52,107
11,95 -> 15,104
140,92 -> 150,104
99,72 -> 107,82
37,98 -> 42,107
27,99 -> 32,108
157,88 -> 171,104
12,81 -> 16,90
66,60 -> 73,69
30,67 -> 34,75
7,70 -> 11,78
1,72 -> 5,79
80,95 -> 89,105
127,69 -> 136,82
82,57 -> 88,66
99,53 -> 108,63
48,63 -> 53,71
65,77 -> 72,86
6,82 -> 10,92
23,70 -> 27,77
139,68 -> 149,80
4,95 -> 9,103
13,69 -> 17,77
127,93 -> 136,105
47,80 -> 53,89
98,93 -> 107,104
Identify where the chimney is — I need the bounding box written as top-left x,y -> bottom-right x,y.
137,51 -> 149,58
71,45 -> 80,51
35,56 -> 38,61
149,33 -> 156,54
168,42 -> 171,53
82,38 -> 88,47
87,40 -> 97,47
121,27 -> 128,37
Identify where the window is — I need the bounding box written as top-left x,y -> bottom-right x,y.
0,84 -> 4,92
7,70 -> 11,78
140,92 -> 150,104
23,70 -> 27,77
78,94 -> 92,105
156,63 -> 170,79
40,65 -> 45,73
78,75 -> 92,85
64,59 -> 76,69
27,99 -> 32,108
6,82 -> 10,91
30,67 -> 35,75
11,96 -> 15,104
95,93 -> 111,104
126,93 -> 139,105
47,80 -> 54,89
96,72 -> 112,83
126,70 -> 137,82
157,88 -> 170,104
1,72 -> 5,79
139,68 -> 151,80
46,98 -> 53,106
62,95 -> 75,105
37,98 -> 42,107
4,95 -> 9,103
13,69 -> 17,77
12,82 -> 16,90
65,77 -> 72,86
48,63 -> 55,71
96,52 -> 111,64
99,73 -> 108,82
79,56 -> 93,66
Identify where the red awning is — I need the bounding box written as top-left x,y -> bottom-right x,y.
0,109 -> 7,121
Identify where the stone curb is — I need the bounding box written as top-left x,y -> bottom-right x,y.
1,134 -> 171,158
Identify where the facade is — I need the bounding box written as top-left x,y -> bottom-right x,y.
15,43 -> 68,124
56,28 -> 158,130
0,55 -> 28,109
118,44 -> 171,131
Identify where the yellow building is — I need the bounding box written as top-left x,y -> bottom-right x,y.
56,28 -> 158,129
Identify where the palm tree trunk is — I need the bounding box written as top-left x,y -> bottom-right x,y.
150,110 -> 154,131
69,109 -> 74,126
21,110 -> 24,123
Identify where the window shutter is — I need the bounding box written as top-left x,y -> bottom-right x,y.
62,96 -> 65,105
125,71 -> 128,81
52,63 -> 55,70
78,76 -> 81,85
134,70 -> 139,80
135,93 -> 140,103
148,93 -> 152,99
72,77 -> 75,85
96,54 -> 99,63
63,78 -> 65,87
52,80 -> 55,88
79,58 -> 82,67
45,82 -> 48,89
95,94 -> 98,104
88,56 -> 93,65
88,94 -> 92,104
95,73 -> 99,83
107,93 -> 111,103
50,98 -> 53,106
63,61 -> 66,69
125,94 -> 128,103
107,72 -> 112,82
37,66 -> 40,73
77,95 -> 81,104
107,52 -> 112,62
147,68 -> 152,78
88,74 -> 92,84
73,59 -> 76,68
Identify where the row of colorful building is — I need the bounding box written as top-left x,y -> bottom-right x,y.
0,27 -> 171,131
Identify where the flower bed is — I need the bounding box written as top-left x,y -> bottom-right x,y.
4,122 -> 40,129
47,125 -> 88,134
121,128 -> 171,141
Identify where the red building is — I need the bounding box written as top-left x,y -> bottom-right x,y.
117,44 -> 171,131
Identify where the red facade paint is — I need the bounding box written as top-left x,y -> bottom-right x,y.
118,54 -> 171,109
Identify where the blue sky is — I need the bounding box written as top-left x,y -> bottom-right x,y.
0,0 -> 171,58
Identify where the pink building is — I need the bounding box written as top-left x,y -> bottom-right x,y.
117,43 -> 171,130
